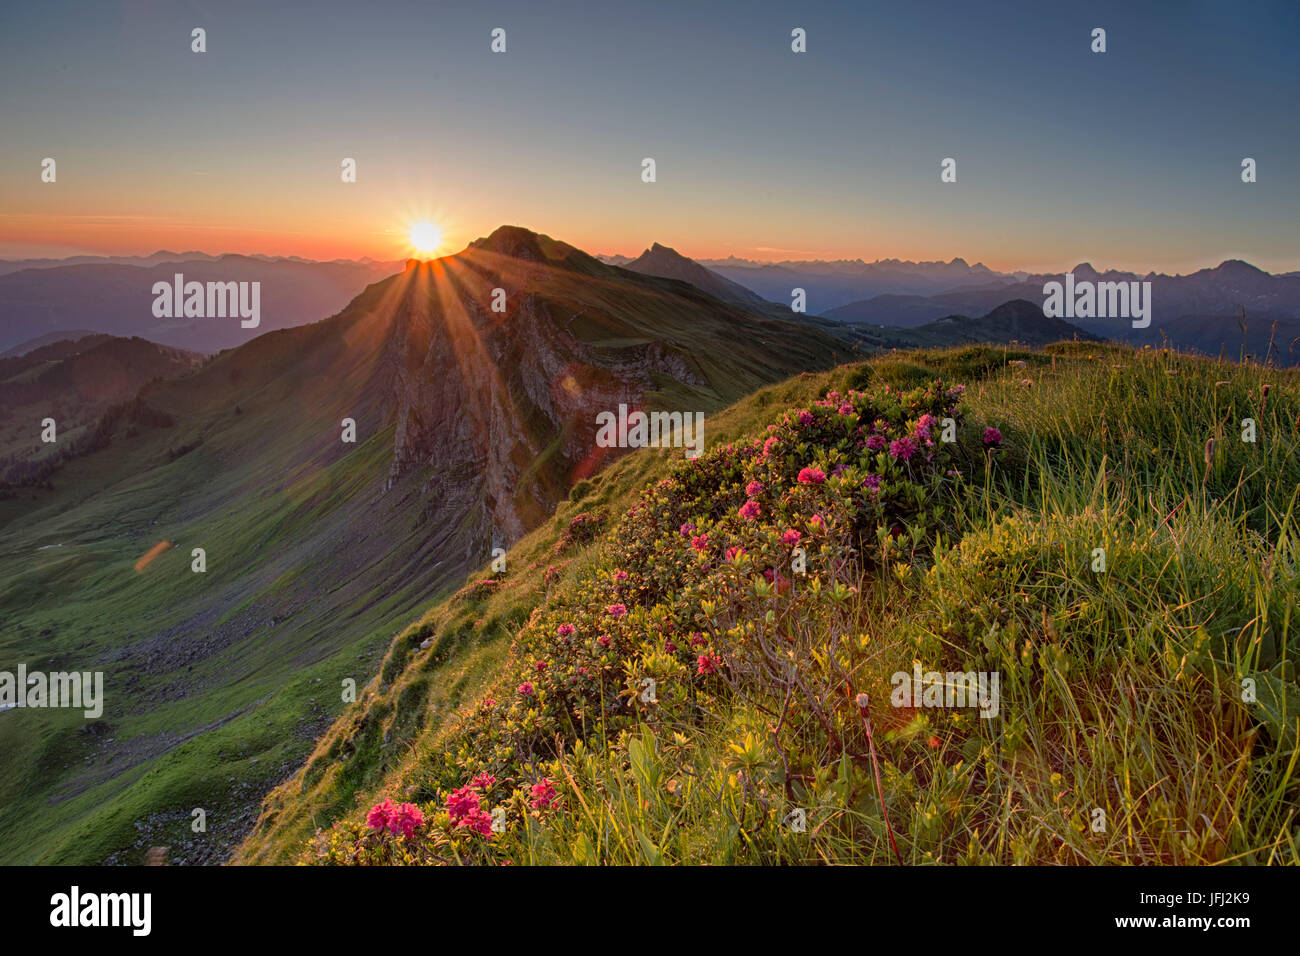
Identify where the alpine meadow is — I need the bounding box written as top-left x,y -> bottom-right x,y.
1,0 -> 1298,940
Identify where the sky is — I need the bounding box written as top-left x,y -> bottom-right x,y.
0,0 -> 1297,273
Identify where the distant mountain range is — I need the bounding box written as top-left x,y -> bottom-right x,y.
0,251 -> 399,277
849,299 -> 1101,352
0,256 -> 403,354
616,242 -> 851,330
599,249 -> 1300,363
9,239 -> 1294,366
620,243 -> 776,314
609,243 -> 1095,351
601,251 -> 1021,312
827,260 -> 1300,365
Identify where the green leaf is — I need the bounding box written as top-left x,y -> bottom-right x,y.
633,824 -> 664,865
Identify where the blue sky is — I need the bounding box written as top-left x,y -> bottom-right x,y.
1,0 -> 1296,271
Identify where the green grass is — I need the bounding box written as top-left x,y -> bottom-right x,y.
256,342 -> 1300,866
0,329 -> 470,864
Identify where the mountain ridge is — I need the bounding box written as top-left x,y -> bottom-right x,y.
0,224 -> 853,865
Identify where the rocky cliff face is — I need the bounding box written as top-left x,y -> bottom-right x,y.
376,244 -> 711,560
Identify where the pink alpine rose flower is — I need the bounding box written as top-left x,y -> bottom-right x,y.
530,779 -> 559,810
446,786 -> 480,823
367,798 -> 395,832
391,802 -> 424,839
889,437 -> 917,460
459,806 -> 495,837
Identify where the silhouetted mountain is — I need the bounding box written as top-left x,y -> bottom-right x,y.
0,256 -> 404,354
621,243 -> 775,312
694,256 -> 1016,312
842,299 -> 1098,351
607,243 -> 904,348
0,251 -> 401,277
1,329 -> 104,357
826,260 -> 1300,364
911,299 -> 1101,345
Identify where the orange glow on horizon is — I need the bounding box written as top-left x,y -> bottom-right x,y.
0,212 -> 1280,277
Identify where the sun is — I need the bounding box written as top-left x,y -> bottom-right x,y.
408,221 -> 443,257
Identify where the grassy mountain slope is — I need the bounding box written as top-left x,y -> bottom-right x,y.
0,335 -> 203,481
0,228 -> 851,865
242,341 -> 1299,865
899,299 -> 1102,348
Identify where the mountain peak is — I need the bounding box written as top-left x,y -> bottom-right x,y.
467,225 -> 605,275
622,242 -> 775,311
471,225 -> 550,259
986,297 -> 1041,317
637,242 -> 690,264
1215,259 -> 1267,277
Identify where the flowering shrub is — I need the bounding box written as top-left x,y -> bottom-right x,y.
454,578 -> 502,601
366,798 -> 424,837
551,510 -> 607,555
311,380 -> 970,864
